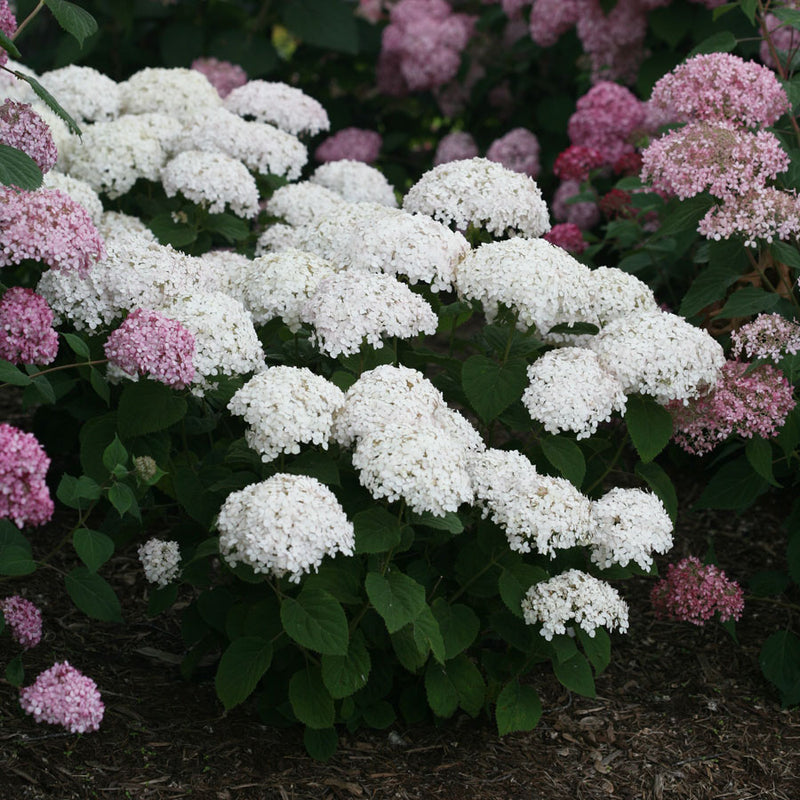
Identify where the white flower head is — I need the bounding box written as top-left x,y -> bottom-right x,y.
266,181 -> 346,227
403,157 -> 551,237
121,67 -> 222,119
97,211 -> 157,244
311,160 -> 398,207
42,172 -> 103,225
198,249 -> 254,305
40,65 -> 121,123
138,538 -> 181,587
522,570 -> 630,640
217,474 -> 354,582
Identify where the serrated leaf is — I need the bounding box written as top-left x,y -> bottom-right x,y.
461,355 -> 528,423
760,631 -> 800,707
0,545 -> 35,576
694,460 -> 768,512
0,144 -> 42,190
0,28 -> 21,58
715,287 -> 779,319
0,358 -> 32,386
102,435 -> 128,473
679,263 -> 746,318
688,30 -> 738,56
498,564 -> 548,619
56,474 -> 102,510
412,605 -> 446,665
430,598 -> 480,659
215,636 -> 273,710
44,0 -> 98,48
577,628 -> 611,675
108,482 -> 136,517
147,213 -> 197,248
73,528 -> 114,572
90,367 -> 110,404
541,435 -> 586,488
289,666 -> 335,728
496,679 -> 542,735
280,586 -> 348,656
65,566 -> 122,622
321,633 -> 370,699
14,72 -> 81,136
424,661 -> 459,718
204,212 -> 249,241
117,380 -> 188,438
634,460 -> 678,524
62,332 -> 90,359
303,726 -> 338,762
407,510 -> 463,534
6,655 -> 23,687
745,437 -> 780,487
625,395 -> 673,462
774,6 -> 800,29
352,507 -> 403,554
365,569 -> 426,634
553,652 -> 596,697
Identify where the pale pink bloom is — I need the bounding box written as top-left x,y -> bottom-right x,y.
20,661 -> 104,733
357,0 -> 385,23
191,57 -> 247,98
651,556 -> 744,626
0,1 -> 17,68
529,0 -> 580,47
543,223 -> 587,254
486,127 -> 540,178
0,287 -> 58,365
500,0 -> 530,19
552,179 -> 600,230
104,308 -> 196,389
0,187 -> 105,275
433,131 -> 479,165
761,12 -> 800,71
668,360 -> 795,455
0,99 -> 57,174
1,596 -> 42,649
649,52 -> 789,129
553,145 -> 605,182
0,423 -> 54,528
731,313 -> 800,363
315,127 -> 382,164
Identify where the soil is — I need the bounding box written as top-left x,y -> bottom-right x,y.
1,394 -> 799,799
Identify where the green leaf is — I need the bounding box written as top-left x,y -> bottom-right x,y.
745,437 -> 780,487
303,727 -> 338,762
30,374 -> 55,404
204,212 -> 249,241
44,0 -> 98,48
147,583 -> 178,617
147,213 -> 197,248
0,358 -> 32,386
688,30 -> 738,56
280,586 -> 349,656
215,636 -> 273,710
653,193 -> 714,240
102,435 -> 128,473
391,625 -> 428,672
118,381 -> 188,438
739,0 -> 757,23
62,332 -> 90,359
289,666 -> 335,728
679,263 -> 742,317
321,633 -> 370,699
73,528 -> 114,572
282,0 -> 359,54
694,460 -> 768,512
773,6 -> 800,29
634,461 -> 678,524
424,661 -> 459,718
447,654 -> 486,716
5,655 -> 23,687
365,569 -> 426,634
461,355 -> 528,423
412,605 -> 446,665
0,144 -> 43,190
577,628 -> 611,675
13,71 -> 81,136
749,571 -> 790,597
759,631 -> 800,707
90,367 -> 110,405
407,510 -> 463,534
65,566 -> 123,622
553,652 -> 596,697
0,545 -> 35,576
498,564 -> 548,619
430,598 -> 480,659
56,474 -> 102,510
495,680 -> 542,736
715,287 -> 779,319
625,395 -> 673,463
0,28 -> 21,58
352,507 -> 404,555
541,435 -> 586,488
108,482 -> 136,517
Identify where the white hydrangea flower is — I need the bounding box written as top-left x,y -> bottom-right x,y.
300,270 -> 438,358
97,211 -> 157,243
137,538 -> 181,588
403,157 -> 551,237
217,474 -> 354,582
198,249 -> 253,304
224,80 -> 330,136
455,238 -> 591,333
588,309 -> 726,404
120,67 -> 222,119
589,488 -> 673,571
42,171 -> 103,225
40,65 -> 121,122
243,248 -> 337,329
310,160 -> 398,207
469,448 -> 594,557
522,570 -> 630,640
37,265 -> 118,332
228,367 -> 346,462
130,112 -> 185,155
163,291 -> 266,394
177,107 -> 307,180
266,181 -> 346,226
161,150 -> 260,218
63,115 -> 168,198
522,348 -> 627,439
256,223 -> 301,255
352,425 -> 474,516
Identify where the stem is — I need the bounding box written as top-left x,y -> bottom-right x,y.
450,555 -> 498,603
0,359 -> 108,391
11,0 -> 45,42
746,594 -> 800,612
584,435 -> 627,494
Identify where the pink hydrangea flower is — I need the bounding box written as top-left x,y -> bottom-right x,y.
731,313 -> 800,363
190,57 -> 247,98
0,287 -> 58,365
0,187 -> 105,275
553,145 -> 606,182
543,222 -> 587,254
552,179 -> 600,230
0,1 -> 17,68
649,52 -> 789,129
486,127 -> 540,178
1,595 -> 42,649
668,360 -> 796,455
433,131 -> 479,165
0,423 -> 54,528
641,122 -> 789,201
529,0 -> 580,47
104,308 -> 196,389
19,661 -> 104,733
315,127 -> 382,164
761,12 -> 800,71
651,556 -> 744,626
0,99 -> 58,174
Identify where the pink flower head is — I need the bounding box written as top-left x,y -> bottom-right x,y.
191,57 -> 247,98
19,661 -> 104,733
529,0 -> 580,47
552,179 -> 600,230
613,151 -> 643,176
641,122 -> 789,202
553,145 -> 605,182
651,556 -> 744,626
0,186 -> 105,275
761,12 -> 800,71
543,222 -> 587,254
1,595 -> 42,649
668,360 -> 796,455
0,423 -> 54,528
315,127 -> 382,164
649,53 -> 789,129
0,286 -> 58,365
0,1 -> 17,68
731,313 -> 800,363
486,127 -> 540,178
0,99 -> 57,174
104,308 -> 196,389
433,131 -> 479,165
568,81 -> 645,165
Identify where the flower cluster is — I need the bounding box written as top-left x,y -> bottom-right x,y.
104,308 -> 196,389
433,131 -> 479,165
0,287 -> 58,365
19,662 -> 104,733
486,127 -> 540,178
315,127 -> 382,164
121,67 -> 221,119
651,556 -> 744,625
542,222 -> 587,254
0,423 -> 54,528
265,182 -> 345,227
43,172 -> 103,225
1,595 -> 42,649
0,99 -> 57,173
137,539 -> 181,587
552,179 -> 600,230
310,160 -> 398,206
731,314 -> 800,363
40,65 -> 121,123
191,57 -> 247,98
553,145 -> 605,182
0,0 -> 16,67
